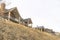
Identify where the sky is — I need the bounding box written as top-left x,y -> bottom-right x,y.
0,0 -> 60,32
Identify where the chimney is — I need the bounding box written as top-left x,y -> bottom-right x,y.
0,3 -> 6,11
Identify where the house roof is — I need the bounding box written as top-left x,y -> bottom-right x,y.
9,7 -> 22,20
0,7 -> 22,20
24,18 -> 32,24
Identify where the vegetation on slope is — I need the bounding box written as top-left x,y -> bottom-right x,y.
0,17 -> 60,40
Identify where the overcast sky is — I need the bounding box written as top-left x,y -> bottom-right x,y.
1,0 -> 60,32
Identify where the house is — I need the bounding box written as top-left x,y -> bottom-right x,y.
35,26 -> 45,32
44,28 -> 55,35
34,26 -> 55,34
22,18 -> 33,27
16,18 -> 33,27
0,2 -> 33,27
0,2 -> 23,23
7,7 -> 22,23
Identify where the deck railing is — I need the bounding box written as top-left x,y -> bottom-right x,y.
0,16 -> 19,23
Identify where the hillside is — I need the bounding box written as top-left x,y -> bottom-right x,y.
0,17 -> 60,40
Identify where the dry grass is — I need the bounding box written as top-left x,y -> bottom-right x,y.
0,18 -> 60,40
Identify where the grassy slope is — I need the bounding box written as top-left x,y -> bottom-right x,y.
0,18 -> 60,40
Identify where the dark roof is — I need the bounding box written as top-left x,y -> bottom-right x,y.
24,18 -> 32,24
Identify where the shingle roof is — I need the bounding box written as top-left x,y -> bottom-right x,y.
6,7 -> 22,20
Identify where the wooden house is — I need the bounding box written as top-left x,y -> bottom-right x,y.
44,28 -> 55,33
23,18 -> 32,27
35,26 -> 45,32
7,7 -> 22,23
0,3 -> 33,27
0,3 -> 22,23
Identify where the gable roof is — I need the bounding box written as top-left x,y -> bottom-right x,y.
24,18 -> 32,24
9,7 -> 22,20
